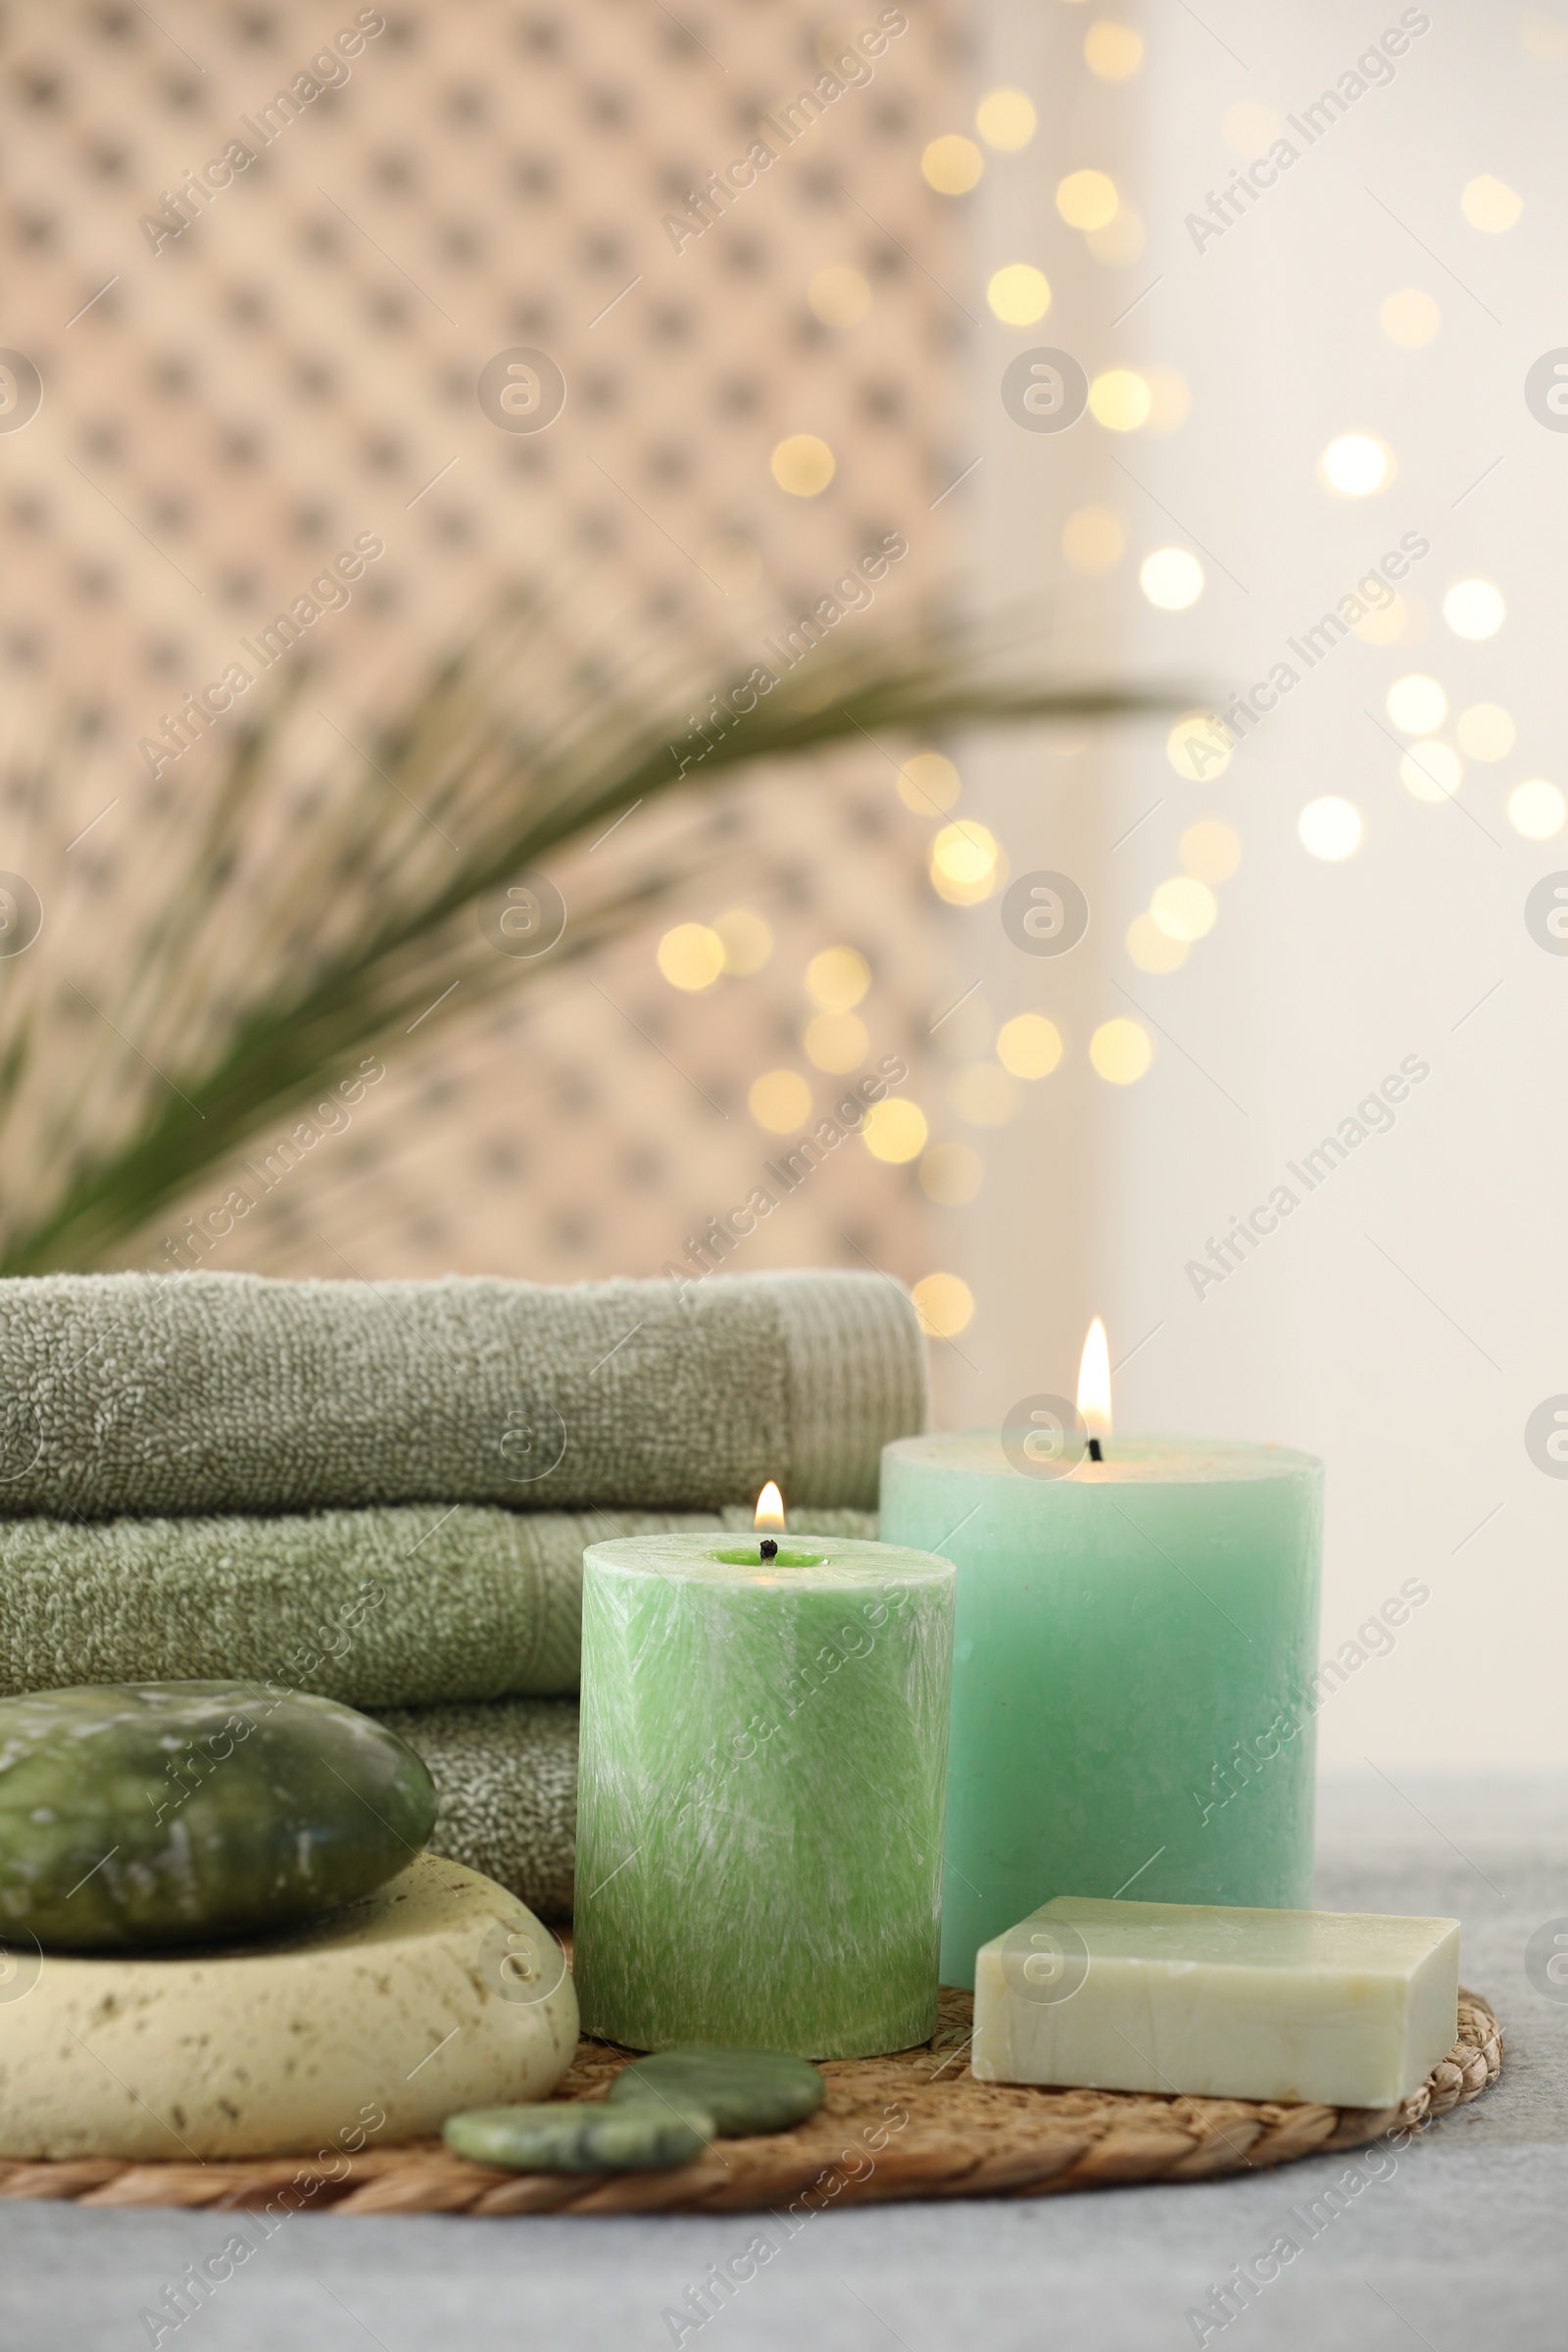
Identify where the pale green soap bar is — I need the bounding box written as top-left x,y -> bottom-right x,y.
972,1896 -> 1460,2109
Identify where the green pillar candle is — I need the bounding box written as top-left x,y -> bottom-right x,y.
880,1434 -> 1322,1989
573,1530 -> 956,2058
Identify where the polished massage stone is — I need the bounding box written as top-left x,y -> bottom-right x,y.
0,1682 -> 436,1949
445,2099 -> 712,2173
972,1896 -> 1460,2109
0,1855 -> 578,2159
607,2046 -> 824,2134
574,1532 -> 956,2059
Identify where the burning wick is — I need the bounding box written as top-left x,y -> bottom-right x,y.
754,1479 -> 785,1563
1077,1316 -> 1111,1467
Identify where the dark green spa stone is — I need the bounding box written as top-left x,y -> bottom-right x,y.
444,2100 -> 714,2173
607,2046 -> 825,2135
0,1681 -> 436,1951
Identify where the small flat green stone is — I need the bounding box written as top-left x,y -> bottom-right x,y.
607,2047 -> 824,2135
443,2100 -> 712,2173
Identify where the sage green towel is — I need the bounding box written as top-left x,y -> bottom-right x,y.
0,1506 -> 879,1709
0,1269 -> 924,1519
374,1695 -> 578,1925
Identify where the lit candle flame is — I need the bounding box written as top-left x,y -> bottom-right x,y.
754,1480 -> 785,1533
1077,1317 -> 1111,1444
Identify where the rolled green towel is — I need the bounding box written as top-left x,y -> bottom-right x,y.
0,1506 -> 878,1708
373,1695 -> 578,1924
0,1269 -> 923,1519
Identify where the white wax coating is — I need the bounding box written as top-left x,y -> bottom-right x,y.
972,1896 -> 1459,2109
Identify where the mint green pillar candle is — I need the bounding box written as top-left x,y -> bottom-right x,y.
574,1530 -> 956,2058
880,1435 -> 1322,1989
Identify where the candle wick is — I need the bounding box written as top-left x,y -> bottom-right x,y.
760,1537 -> 778,1560
1087,1437 -> 1103,1462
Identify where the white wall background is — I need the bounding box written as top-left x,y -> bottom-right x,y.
950,2 -> 1568,1773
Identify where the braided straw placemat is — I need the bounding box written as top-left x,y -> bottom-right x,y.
0,1986 -> 1501,2215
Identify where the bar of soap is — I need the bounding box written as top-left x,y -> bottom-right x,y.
972,1896 -> 1460,2109
0,1855 -> 579,2160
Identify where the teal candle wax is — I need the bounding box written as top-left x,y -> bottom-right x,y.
879,1436 -> 1322,1989
573,1532 -> 956,2059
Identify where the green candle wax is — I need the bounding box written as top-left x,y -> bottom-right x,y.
879,1435 -> 1323,1989
573,1533 -> 956,2059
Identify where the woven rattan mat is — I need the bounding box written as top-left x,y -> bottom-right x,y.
0,1986 -> 1501,2215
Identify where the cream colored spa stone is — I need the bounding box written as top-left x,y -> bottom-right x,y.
0,1855 -> 578,2160
973,1896 -> 1460,2109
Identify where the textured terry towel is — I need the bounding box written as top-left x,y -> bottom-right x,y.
0,1505 -> 879,1709
0,1269 -> 924,1520
375,1696 -> 578,1924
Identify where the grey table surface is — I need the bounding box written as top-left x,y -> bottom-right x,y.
2,1770 -> 1563,2352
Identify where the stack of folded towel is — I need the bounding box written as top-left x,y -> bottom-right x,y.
0,1268 -> 926,1919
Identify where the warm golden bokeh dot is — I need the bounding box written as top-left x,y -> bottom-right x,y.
987,263 -> 1052,324
711,907 -> 773,975
975,87 -> 1037,149
898,751 -> 960,812
950,1062 -> 1022,1126
770,433 -> 835,496
808,266 -> 871,326
748,1068 -> 812,1133
996,1012 -> 1064,1079
862,1097 -> 929,1163
1352,593 -> 1411,646
803,1010 -> 869,1072
657,921 -> 725,991
1400,742 -> 1463,802
1061,506 -> 1125,575
1151,876 -> 1218,942
1126,912 -> 1188,973
1444,578 -> 1505,640
1386,675 -> 1447,735
1298,798 -> 1363,860
929,821 -> 1003,906
1319,434 -> 1393,496
1381,288 -> 1441,347
1508,780 -> 1566,839
1056,169 -> 1119,229
805,944 -> 870,1012
1456,703 -> 1516,760
922,134 -> 984,193
1166,712 -> 1232,782
1090,1018 -> 1152,1085
1088,368 -> 1151,431
1140,549 -> 1204,611
919,1140 -> 983,1206
1462,173 -> 1523,230
1180,819 -> 1242,883
1084,22 -> 1144,79
911,1272 -> 975,1339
